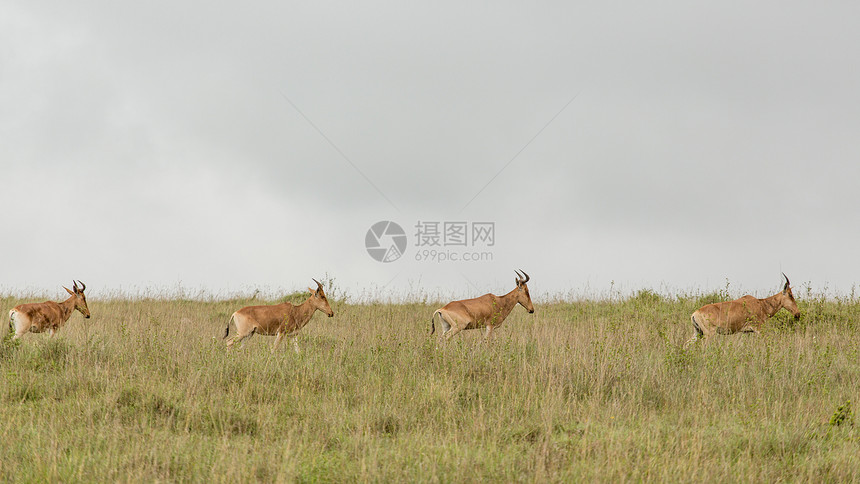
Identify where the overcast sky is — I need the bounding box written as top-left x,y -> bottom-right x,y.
2,1 -> 858,300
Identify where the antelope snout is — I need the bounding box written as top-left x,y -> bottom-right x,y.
328,312 -> 334,318
794,313 -> 801,321
85,315 -> 91,319
528,309 -> 535,314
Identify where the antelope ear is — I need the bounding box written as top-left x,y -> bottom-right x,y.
309,287 -> 316,295
63,286 -> 75,296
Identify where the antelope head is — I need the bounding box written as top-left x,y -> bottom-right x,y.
779,273 -> 800,320
309,278 -> 334,317
63,280 -> 90,319
514,270 -> 535,314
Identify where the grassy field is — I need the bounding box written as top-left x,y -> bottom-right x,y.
0,288 -> 858,482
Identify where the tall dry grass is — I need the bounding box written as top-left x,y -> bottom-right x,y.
0,289 -> 858,482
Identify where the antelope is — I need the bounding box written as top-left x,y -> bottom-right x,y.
430,270 -> 535,341
8,280 -> 91,340
685,273 -> 800,348
224,279 -> 334,352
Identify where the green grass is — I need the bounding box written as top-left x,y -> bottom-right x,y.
0,291 -> 858,482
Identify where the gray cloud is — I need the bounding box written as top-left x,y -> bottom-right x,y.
2,1 -> 858,298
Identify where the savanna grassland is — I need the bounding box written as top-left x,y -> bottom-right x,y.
1,288 -> 858,482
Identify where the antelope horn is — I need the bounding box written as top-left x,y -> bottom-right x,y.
782,272 -> 790,290
76,280 -> 86,292
515,270 -> 523,284
518,269 -> 530,284
312,278 -> 323,290
72,280 -> 79,292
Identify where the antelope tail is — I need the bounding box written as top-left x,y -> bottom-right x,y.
223,314 -> 234,339
684,314 -> 704,349
691,314 -> 703,337
430,311 -> 436,335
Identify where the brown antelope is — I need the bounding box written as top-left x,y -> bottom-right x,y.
685,273 -> 800,348
430,270 -> 535,341
224,279 -> 334,352
8,281 -> 91,340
